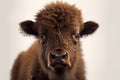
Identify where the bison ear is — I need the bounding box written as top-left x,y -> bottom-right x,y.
80,21 -> 99,37
20,20 -> 38,35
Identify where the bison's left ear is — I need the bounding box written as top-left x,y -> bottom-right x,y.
80,21 -> 99,37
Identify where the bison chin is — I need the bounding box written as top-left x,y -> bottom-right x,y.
50,63 -> 70,73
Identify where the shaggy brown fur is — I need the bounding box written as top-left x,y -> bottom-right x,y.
11,1 -> 98,80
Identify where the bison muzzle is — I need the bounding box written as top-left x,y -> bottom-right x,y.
48,48 -> 71,72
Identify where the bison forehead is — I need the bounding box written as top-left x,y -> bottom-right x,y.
35,1 -> 83,29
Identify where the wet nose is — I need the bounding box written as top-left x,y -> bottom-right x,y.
50,52 -> 68,60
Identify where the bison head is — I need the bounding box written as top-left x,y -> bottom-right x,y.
20,1 -> 98,77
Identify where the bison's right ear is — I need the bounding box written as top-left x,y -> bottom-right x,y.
20,20 -> 38,35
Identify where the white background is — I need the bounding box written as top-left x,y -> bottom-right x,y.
0,0 -> 120,80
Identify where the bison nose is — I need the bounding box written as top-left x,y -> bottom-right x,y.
50,52 -> 68,60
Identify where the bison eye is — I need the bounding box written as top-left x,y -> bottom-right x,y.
73,33 -> 80,39
38,34 -> 45,39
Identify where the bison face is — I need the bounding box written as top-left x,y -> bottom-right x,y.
36,25 -> 81,73
20,20 -> 98,74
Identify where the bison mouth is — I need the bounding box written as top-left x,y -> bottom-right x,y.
53,63 -> 69,70
49,62 -> 70,73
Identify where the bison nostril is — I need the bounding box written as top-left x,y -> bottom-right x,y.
62,53 -> 67,59
50,53 -> 57,59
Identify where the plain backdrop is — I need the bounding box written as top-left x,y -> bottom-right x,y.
0,0 -> 120,80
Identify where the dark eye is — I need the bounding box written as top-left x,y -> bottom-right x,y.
38,34 -> 45,39
73,33 -> 80,39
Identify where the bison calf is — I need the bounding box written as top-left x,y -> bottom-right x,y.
11,1 -> 99,80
